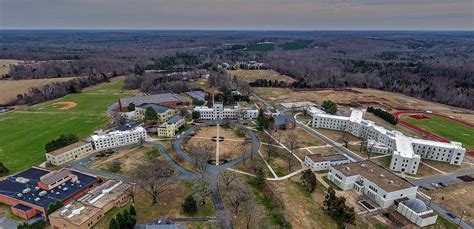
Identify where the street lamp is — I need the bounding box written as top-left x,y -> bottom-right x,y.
458,209 -> 466,227
428,190 -> 435,207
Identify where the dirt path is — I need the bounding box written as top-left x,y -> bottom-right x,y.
53,101 -> 77,110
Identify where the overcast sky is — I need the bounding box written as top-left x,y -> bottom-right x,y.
0,0 -> 473,30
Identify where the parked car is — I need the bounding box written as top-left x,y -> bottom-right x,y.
438,182 -> 447,187
446,212 -> 457,218
431,183 -> 441,188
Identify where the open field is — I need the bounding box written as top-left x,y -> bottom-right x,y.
267,178 -> 338,228
228,69 -> 296,83
0,77 -> 76,104
279,40 -> 313,50
184,125 -> 251,161
0,59 -> 21,77
254,87 -> 474,123
89,145 -> 166,175
430,181 -> 474,225
273,126 -> 326,147
0,77 -> 136,174
400,114 -> 474,149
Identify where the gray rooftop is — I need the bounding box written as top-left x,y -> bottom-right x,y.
138,103 -> 171,113
120,93 -> 188,107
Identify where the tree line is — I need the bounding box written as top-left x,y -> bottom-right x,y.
367,106 -> 398,125
3,74 -> 113,106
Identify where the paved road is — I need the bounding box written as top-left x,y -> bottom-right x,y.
412,166 -> 474,187
0,216 -> 19,229
173,120 -> 260,229
417,193 -> 472,229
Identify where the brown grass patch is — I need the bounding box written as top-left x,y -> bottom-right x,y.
184,125 -> 251,161
53,101 -> 77,110
0,77 -> 75,104
430,181 -> 474,225
255,87 -> 474,123
273,126 -> 326,147
228,69 -> 296,83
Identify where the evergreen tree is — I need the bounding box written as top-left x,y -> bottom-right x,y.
0,163 -> 9,175
144,107 -> 157,121
192,111 -> 201,120
127,103 -> 135,111
129,205 -> 136,216
252,168 -> 266,188
182,194 -> 198,214
322,100 -> 338,114
109,218 -> 120,229
300,169 -> 317,193
116,212 -> 126,227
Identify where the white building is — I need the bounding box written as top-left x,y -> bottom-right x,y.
157,115 -> 185,137
396,198 -> 438,227
194,102 -> 258,120
46,141 -> 94,166
311,109 -> 466,175
304,153 -> 352,171
328,161 -> 418,209
91,124 -> 147,151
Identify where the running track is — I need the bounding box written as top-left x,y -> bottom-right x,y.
393,110 -> 474,155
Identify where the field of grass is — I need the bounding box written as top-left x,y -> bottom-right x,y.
246,43 -> 274,51
279,40 -> 313,50
228,69 -> 296,83
0,77 -> 76,104
253,87 -> 474,123
0,77 -> 136,174
0,59 -> 21,77
401,114 -> 474,149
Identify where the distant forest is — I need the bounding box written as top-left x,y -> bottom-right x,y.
0,30 -> 472,109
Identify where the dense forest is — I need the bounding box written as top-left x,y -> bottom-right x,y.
0,30 -> 472,109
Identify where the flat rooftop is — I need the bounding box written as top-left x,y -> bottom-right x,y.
49,201 -> 101,226
79,180 -> 130,209
120,93 -> 188,107
332,161 -> 415,192
0,167 -> 97,209
47,141 -> 90,156
307,153 -> 348,163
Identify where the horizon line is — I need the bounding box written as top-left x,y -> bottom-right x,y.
1,28 -> 474,32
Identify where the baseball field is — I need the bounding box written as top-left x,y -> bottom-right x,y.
0,77 -> 136,174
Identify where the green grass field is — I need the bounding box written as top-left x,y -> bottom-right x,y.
279,40 -> 313,50
246,43 -> 274,51
0,77 -> 136,174
401,114 -> 474,149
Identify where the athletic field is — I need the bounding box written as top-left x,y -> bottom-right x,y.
400,114 -> 474,149
0,77 -> 136,174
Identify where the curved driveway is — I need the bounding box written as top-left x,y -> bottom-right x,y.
173,120 -> 260,229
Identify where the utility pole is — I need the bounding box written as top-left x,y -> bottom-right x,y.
428,190 -> 435,207
458,209 -> 466,227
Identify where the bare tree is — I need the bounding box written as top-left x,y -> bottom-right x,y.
192,178 -> 212,206
131,160 -> 174,204
285,136 -> 299,156
225,181 -> 251,214
189,143 -> 211,177
340,128 -> 350,148
242,197 -> 256,229
220,170 -> 237,189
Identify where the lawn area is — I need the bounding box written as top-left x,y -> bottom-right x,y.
400,114 -> 474,149
279,40 -> 313,50
227,69 -> 296,83
0,77 -> 136,174
246,43 -> 274,51
92,203 -> 132,229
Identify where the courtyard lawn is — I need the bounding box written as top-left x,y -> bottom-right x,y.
0,77 -> 136,174
401,114 -> 474,149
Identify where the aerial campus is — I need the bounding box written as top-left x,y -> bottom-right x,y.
0,31 -> 474,229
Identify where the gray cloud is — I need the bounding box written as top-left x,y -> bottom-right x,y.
0,0 -> 472,29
